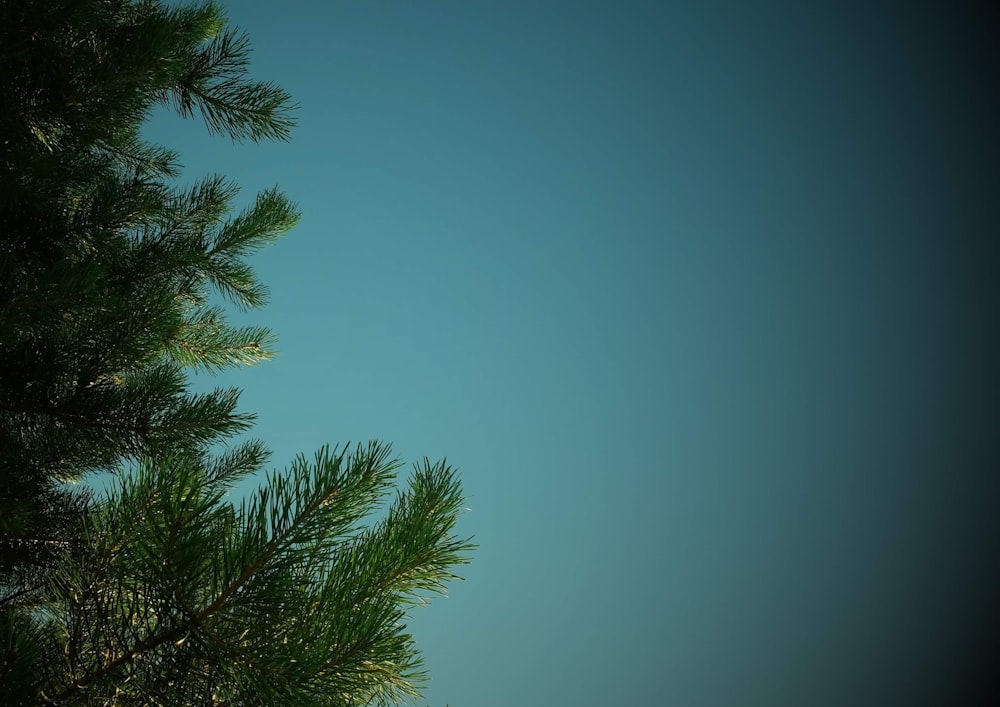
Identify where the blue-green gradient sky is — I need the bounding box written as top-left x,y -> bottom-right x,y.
145,1 -> 998,704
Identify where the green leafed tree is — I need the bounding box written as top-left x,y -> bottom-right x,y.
0,1 -> 473,703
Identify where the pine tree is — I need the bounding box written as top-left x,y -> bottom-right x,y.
1,1 -> 473,703
1,0 -> 298,586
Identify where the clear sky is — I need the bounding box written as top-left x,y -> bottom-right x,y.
144,1 -> 998,704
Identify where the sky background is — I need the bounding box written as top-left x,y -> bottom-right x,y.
145,1 -> 998,704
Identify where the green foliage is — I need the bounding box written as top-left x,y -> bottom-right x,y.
1,0 -> 300,499
0,1 -> 473,703
24,444 -> 472,706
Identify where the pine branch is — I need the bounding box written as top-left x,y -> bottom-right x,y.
169,27 -> 297,142
164,307 -> 276,372
42,619 -> 190,705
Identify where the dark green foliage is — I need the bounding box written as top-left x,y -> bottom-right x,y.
0,0 -> 298,584
26,444 -> 472,706
0,1 -> 472,703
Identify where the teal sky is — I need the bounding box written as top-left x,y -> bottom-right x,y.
145,1 -> 997,704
